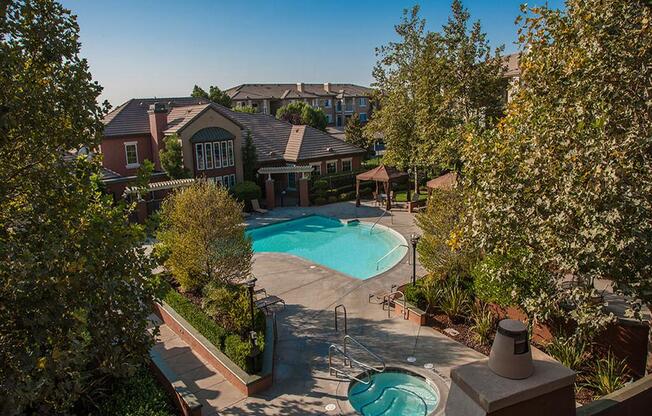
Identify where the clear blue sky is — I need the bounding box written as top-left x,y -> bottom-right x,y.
61,0 -> 564,107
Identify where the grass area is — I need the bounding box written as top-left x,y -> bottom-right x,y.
394,191 -> 428,202
99,366 -> 176,416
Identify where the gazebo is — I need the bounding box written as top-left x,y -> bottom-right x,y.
355,165 -> 409,210
426,172 -> 458,194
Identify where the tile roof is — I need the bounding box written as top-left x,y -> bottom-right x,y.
102,97 -> 210,137
102,97 -> 365,164
502,53 -> 521,78
225,83 -> 374,100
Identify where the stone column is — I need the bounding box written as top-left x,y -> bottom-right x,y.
445,357 -> 576,416
298,176 -> 310,207
136,199 -> 148,224
265,178 -> 275,210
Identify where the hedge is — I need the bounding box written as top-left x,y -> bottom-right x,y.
233,181 -> 262,203
224,333 -> 265,374
99,367 -> 175,416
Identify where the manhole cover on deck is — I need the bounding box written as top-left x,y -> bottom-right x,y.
406,356 -> 417,363
325,403 -> 337,412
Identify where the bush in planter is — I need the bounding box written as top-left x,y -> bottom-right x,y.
327,195 -> 339,204
439,281 -> 471,321
403,283 -> 426,310
312,179 -> 328,198
233,181 -> 262,206
545,336 -> 587,371
99,367 -> 175,416
583,352 -> 629,398
202,283 -> 265,336
314,197 -> 327,206
469,303 -> 496,345
224,333 -> 265,374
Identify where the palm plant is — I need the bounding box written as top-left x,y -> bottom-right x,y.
545,337 -> 587,372
439,282 -> 470,321
470,303 -> 496,345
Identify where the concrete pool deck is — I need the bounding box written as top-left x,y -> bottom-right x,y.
158,201 -> 485,415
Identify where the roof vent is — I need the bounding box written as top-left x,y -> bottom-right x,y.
326,147 -> 334,152
149,102 -> 167,113
268,151 -> 276,156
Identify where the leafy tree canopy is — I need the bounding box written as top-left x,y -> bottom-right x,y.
276,101 -> 328,131
241,130 -> 258,182
157,182 -> 252,292
0,1 -> 157,413
191,84 -> 232,108
344,114 -> 368,152
463,0 -> 652,317
366,1 -> 505,172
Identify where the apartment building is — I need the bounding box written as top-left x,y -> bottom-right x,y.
502,52 -> 521,103
225,83 -> 374,127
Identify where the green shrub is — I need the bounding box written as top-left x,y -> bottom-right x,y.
403,283 -> 426,309
151,242 -> 171,265
327,195 -> 339,204
469,303 -> 496,345
339,192 -> 353,201
163,286 -> 227,349
472,251 -> 550,307
439,282 -> 471,320
233,181 -> 262,204
224,333 -> 265,374
583,352 -> 629,398
99,367 -> 175,416
545,337 -> 587,371
314,197 -> 327,205
202,283 -> 265,336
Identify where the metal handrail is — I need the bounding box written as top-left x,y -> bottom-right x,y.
343,335 -> 386,373
334,304 -> 347,335
370,209 -> 388,233
375,244 -> 409,270
382,290 -> 408,319
328,344 -> 372,385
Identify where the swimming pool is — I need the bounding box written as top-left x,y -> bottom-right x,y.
247,215 -> 407,279
348,371 -> 440,416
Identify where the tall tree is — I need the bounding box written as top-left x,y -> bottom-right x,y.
191,84 -> 232,108
276,101 -> 328,131
463,0 -> 652,317
344,114 -> 368,153
0,1 -> 157,413
157,182 -> 252,292
241,129 -> 258,181
159,134 -> 189,179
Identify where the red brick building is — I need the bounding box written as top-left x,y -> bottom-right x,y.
99,97 -> 365,204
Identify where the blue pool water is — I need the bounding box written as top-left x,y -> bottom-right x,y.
348,371 -> 439,416
247,215 -> 407,279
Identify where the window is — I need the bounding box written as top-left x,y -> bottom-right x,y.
221,141 -> 228,167
227,140 -> 234,166
336,115 -> 342,127
312,99 -> 319,108
325,114 -> 332,123
326,160 -> 337,174
205,142 -> 213,169
230,174 -> 236,188
195,143 -> 205,170
336,100 -> 342,112
213,142 -> 221,168
341,158 -> 352,172
359,113 -> 368,122
215,176 -> 223,186
310,163 -> 321,176
223,174 -> 236,188
124,142 -> 138,168
345,98 -> 354,112
359,97 -> 367,107
323,99 -> 331,108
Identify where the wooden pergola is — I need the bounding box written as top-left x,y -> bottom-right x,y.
355,165 -> 409,210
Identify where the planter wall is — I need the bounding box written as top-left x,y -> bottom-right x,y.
154,301 -> 274,396
576,373 -> 652,416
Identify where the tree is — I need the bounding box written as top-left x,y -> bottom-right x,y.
344,114 -> 368,152
463,0 -> 652,318
160,134 -> 189,179
157,182 -> 252,292
233,105 -> 257,114
367,1 -> 505,173
191,84 -> 232,108
0,1 -> 157,413
276,101 -> 328,131
241,130 -> 258,181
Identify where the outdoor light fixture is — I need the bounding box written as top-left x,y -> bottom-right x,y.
410,233 -> 421,286
245,276 -> 258,337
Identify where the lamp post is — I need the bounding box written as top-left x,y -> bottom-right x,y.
245,276 -> 257,334
410,233 -> 420,286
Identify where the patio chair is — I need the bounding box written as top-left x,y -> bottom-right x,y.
251,199 -> 268,214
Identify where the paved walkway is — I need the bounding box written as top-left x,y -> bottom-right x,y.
154,201 -> 485,415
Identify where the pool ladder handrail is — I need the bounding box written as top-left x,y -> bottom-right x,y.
382,290 -> 408,319
370,209 -> 393,233
375,244 -> 409,270
329,335 -> 385,383
334,304 -> 347,335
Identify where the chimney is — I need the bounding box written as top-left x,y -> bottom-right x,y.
296,82 -> 304,93
148,102 -> 168,170
323,82 -> 331,93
